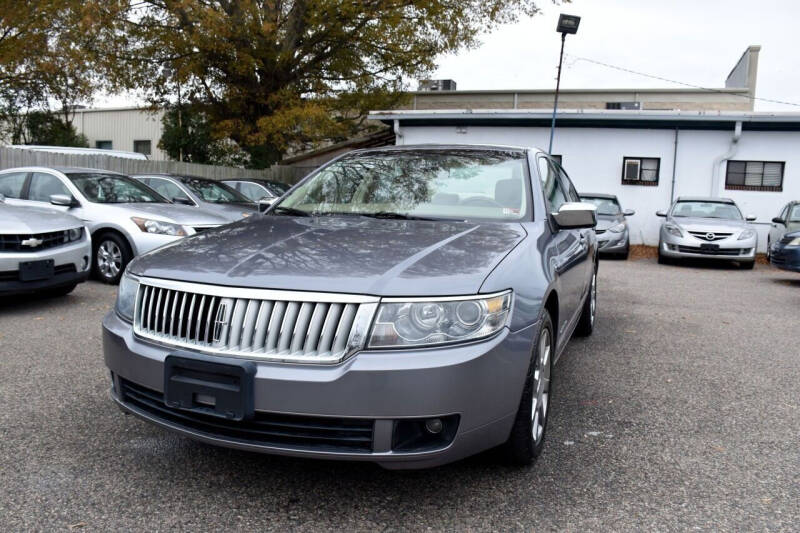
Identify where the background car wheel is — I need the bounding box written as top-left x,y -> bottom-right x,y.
618,243 -> 630,260
502,310 -> 553,466
766,238 -> 771,262
574,264 -> 597,337
658,245 -> 670,265
93,232 -> 132,284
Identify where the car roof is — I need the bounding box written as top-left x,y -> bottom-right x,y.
675,196 -> 735,204
349,143 -> 533,154
0,166 -> 124,175
580,193 -> 618,200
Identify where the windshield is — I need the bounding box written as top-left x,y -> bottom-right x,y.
671,201 -> 742,220
275,149 -> 530,221
790,205 -> 800,222
264,180 -> 290,195
68,173 -> 166,203
180,177 -> 251,203
580,196 -> 621,216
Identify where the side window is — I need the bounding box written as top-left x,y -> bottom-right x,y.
148,178 -> 191,203
789,204 -> 800,222
778,204 -> 789,220
240,182 -> 269,200
552,162 -> 581,203
28,173 -> 70,202
0,172 -> 28,199
538,157 -> 568,213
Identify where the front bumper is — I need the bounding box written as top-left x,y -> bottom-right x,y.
128,232 -> 187,256
660,230 -> 756,261
595,228 -> 628,254
770,244 -> 800,272
103,311 -> 538,469
0,235 -> 91,294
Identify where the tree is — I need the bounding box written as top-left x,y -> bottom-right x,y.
21,110 -> 89,146
100,1 -> 543,166
159,104 -> 252,166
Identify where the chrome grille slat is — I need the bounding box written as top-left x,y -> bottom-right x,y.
132,278 -> 379,364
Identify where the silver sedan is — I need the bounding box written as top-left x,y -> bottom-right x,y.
0,167 -> 231,284
656,196 -> 757,269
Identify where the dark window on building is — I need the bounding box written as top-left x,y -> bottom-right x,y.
96,140 -> 112,150
133,140 -> 151,156
725,160 -> 784,191
621,157 -> 660,186
606,102 -> 641,110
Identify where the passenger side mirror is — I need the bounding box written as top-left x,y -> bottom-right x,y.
623,209 -> 635,217
745,214 -> 757,222
772,216 -> 785,225
551,202 -> 597,230
656,210 -> 667,217
172,196 -> 194,206
50,194 -> 78,207
258,197 -> 275,213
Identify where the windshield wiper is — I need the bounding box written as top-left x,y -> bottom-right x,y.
357,211 -> 438,221
271,206 -> 311,217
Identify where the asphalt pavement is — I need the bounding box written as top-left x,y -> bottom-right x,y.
1,258 -> 798,531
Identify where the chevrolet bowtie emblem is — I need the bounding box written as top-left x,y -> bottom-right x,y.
21,237 -> 43,248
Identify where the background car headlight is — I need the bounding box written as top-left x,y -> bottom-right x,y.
608,222 -> 626,233
788,237 -> 800,246
131,217 -> 187,236
664,224 -> 683,237
368,291 -> 512,348
115,274 -> 139,322
738,228 -> 756,240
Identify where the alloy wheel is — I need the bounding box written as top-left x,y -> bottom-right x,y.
532,327 -> 551,444
97,240 -> 122,280
589,271 -> 597,326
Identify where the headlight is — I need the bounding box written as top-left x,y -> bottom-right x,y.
788,237 -> 800,246
368,291 -> 512,348
738,228 -> 756,240
115,273 -> 139,322
63,227 -> 83,242
608,222 -> 626,233
664,224 -> 683,238
131,217 -> 187,236
242,212 -> 252,218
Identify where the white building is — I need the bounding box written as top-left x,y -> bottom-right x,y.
72,107 -> 168,160
370,109 -> 800,252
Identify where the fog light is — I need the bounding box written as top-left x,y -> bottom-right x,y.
425,418 -> 443,434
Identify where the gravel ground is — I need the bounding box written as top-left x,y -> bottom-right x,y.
1,259 -> 798,531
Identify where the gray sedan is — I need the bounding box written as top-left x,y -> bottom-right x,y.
134,174 -> 258,222
657,196 -> 757,268
0,196 -> 91,296
580,193 -> 634,258
0,167 -> 230,284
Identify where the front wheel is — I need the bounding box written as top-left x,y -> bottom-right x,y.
93,233 -> 132,284
502,311 -> 554,466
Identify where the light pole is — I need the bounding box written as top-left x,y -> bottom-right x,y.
548,14 -> 581,155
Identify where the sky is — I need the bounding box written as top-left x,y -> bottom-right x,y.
99,0 -> 800,112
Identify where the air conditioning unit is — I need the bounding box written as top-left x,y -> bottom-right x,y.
417,79 -> 457,91
624,159 -> 641,180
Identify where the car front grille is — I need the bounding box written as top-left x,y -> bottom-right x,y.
0,229 -> 82,252
677,245 -> 745,256
780,235 -> 797,245
594,229 -> 607,235
191,225 -> 219,234
119,378 -> 375,452
688,231 -> 733,242
133,278 -> 379,364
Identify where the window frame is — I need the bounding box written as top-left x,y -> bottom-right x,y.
27,172 -> 71,203
133,139 -> 152,156
621,156 -> 660,186
725,160 -> 784,192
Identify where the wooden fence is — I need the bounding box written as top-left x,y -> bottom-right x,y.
0,146 -> 309,184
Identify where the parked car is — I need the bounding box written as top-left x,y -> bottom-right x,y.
223,178 -> 290,203
767,201 -> 800,262
656,196 -> 757,269
769,229 -> 800,272
0,195 -> 91,296
0,167 -> 230,284
579,193 -> 634,258
133,174 -> 258,222
104,145 -> 598,469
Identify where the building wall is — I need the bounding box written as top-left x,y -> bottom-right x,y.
73,108 -> 167,160
398,125 -> 799,252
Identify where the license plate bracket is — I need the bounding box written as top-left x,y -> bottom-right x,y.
700,243 -> 720,251
19,259 -> 54,281
164,355 -> 256,421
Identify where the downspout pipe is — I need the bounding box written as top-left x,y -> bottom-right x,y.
670,127 -> 679,203
393,119 -> 404,146
711,121 -> 742,196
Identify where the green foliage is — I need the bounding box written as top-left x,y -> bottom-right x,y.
158,105 -> 215,164
22,110 -> 89,147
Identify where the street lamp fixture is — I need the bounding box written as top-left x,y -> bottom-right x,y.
548,14 -> 581,155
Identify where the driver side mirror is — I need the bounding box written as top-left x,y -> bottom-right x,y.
772,216 -> 786,225
172,196 -> 194,206
623,209 -> 635,217
745,214 -> 757,222
656,210 -> 667,217
551,202 -> 597,230
50,194 -> 79,207
258,197 -> 275,213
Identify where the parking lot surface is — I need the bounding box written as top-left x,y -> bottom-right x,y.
1,259 -> 798,531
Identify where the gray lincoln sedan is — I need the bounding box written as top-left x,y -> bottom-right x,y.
104,145 -> 598,469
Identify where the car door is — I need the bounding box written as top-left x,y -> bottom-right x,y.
770,204 -> 790,244
26,172 -> 73,210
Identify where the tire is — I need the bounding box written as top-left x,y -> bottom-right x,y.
93,232 -> 132,284
502,310 -> 554,466
46,283 -> 77,297
574,263 -> 597,337
766,238 -> 771,262
618,244 -> 630,260
739,260 -> 755,270
658,246 -> 670,265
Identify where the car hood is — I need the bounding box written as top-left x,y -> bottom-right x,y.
0,204 -> 84,233
595,214 -> 624,230
118,203 -> 230,226
129,216 -> 527,296
198,202 -> 258,222
668,216 -> 749,232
